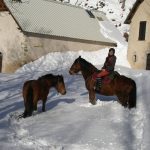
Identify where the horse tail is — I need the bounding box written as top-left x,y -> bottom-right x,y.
23,83 -> 33,118
128,80 -> 136,109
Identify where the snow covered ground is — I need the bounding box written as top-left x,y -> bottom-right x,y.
0,52 -> 150,150
1,0 -> 150,150
0,23 -> 150,149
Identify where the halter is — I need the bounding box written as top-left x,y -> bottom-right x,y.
56,75 -> 63,86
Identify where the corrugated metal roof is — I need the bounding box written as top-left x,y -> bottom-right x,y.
4,0 -> 116,46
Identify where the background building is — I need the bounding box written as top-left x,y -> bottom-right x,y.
125,0 -> 150,70
1,0 -> 116,72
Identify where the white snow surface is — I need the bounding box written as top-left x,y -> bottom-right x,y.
0,24 -> 150,149
0,54 -> 150,150
1,0 -> 150,150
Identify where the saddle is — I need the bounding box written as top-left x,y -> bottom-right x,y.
102,71 -> 118,84
94,71 -> 119,92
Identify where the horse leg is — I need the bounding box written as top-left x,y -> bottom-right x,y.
42,95 -> 48,112
122,95 -> 128,108
116,92 -> 128,108
33,103 -> 37,111
23,110 -> 28,118
24,108 -> 32,117
128,82 -> 136,109
89,90 -> 96,105
23,83 -> 34,117
33,96 -> 38,111
42,99 -> 46,112
42,91 -> 49,112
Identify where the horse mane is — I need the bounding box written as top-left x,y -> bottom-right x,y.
79,57 -> 99,72
38,74 -> 54,80
38,74 -> 64,85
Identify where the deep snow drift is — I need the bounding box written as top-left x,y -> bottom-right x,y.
0,23 -> 150,149
0,60 -> 150,150
1,0 -> 150,150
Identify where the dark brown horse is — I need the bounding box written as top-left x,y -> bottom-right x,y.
22,74 -> 66,118
69,56 -> 136,109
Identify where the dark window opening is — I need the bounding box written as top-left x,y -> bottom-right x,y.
138,21 -> 146,41
97,17 -> 103,21
133,54 -> 137,62
0,52 -> 2,72
146,53 -> 150,70
86,10 -> 95,18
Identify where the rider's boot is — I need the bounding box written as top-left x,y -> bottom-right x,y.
95,77 -> 102,92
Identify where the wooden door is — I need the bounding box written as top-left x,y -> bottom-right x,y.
146,53 -> 150,70
0,52 -> 2,72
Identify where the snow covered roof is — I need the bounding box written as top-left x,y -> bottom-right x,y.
124,0 -> 144,24
4,0 -> 116,46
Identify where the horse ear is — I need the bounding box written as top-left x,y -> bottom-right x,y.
57,76 -> 60,81
58,75 -> 63,78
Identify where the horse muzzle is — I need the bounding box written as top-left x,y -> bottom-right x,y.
69,70 -> 74,75
61,90 -> 66,95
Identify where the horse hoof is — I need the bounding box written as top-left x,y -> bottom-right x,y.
90,101 -> 96,105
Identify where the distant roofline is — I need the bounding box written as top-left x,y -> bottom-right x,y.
44,0 -> 83,10
124,0 -> 144,24
4,0 -> 115,46
44,0 -> 106,15
24,31 -> 117,47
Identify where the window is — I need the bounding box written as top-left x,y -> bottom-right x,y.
138,21 -> 146,41
146,53 -> 150,70
86,10 -> 95,18
133,54 -> 137,62
0,52 -> 2,72
97,17 -> 103,21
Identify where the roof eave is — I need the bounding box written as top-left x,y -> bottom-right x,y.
3,1 -> 23,31
124,0 -> 144,24
23,31 -> 117,47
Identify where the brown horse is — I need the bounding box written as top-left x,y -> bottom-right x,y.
69,56 -> 136,109
22,74 -> 66,118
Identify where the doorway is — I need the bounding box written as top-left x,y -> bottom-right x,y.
0,52 -> 2,72
146,53 -> 150,70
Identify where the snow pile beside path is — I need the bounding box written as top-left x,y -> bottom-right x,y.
16,19 -> 130,74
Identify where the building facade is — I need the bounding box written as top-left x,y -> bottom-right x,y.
125,0 -> 150,70
1,0 -> 116,73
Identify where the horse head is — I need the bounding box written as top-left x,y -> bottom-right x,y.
69,56 -> 82,75
69,56 -> 98,76
56,75 -> 66,95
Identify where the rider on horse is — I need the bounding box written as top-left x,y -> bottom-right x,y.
93,48 -> 117,91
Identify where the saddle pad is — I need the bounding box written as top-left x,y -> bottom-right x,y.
102,72 -> 116,84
